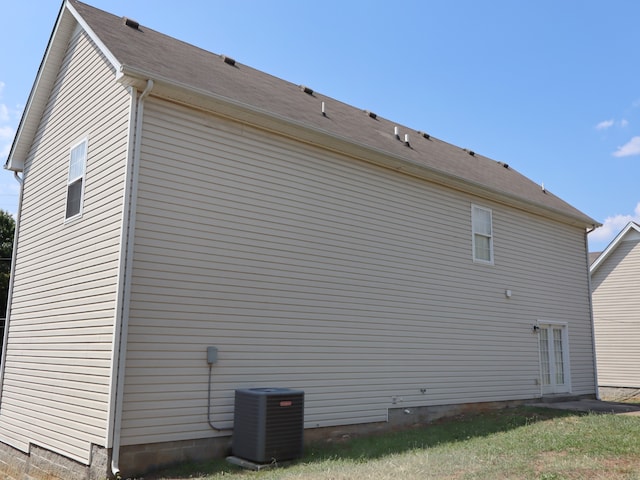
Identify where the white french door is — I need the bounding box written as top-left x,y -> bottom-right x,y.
538,323 -> 571,394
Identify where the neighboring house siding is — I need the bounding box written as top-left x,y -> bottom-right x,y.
0,30 -> 130,463
120,98 -> 594,445
592,238 -> 640,388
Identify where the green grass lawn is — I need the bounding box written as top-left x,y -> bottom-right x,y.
145,407 -> 640,480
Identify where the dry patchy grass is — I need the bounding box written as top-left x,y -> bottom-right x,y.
143,407 -> 640,480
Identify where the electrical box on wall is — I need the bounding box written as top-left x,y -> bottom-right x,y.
207,346 -> 218,364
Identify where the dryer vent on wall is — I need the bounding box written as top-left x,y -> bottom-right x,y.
232,388 -> 305,464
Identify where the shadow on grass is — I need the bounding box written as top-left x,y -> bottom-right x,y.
145,406 -> 579,479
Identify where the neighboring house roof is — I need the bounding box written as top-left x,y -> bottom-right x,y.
6,0 -> 599,229
588,251 -> 602,266
590,222 -> 640,274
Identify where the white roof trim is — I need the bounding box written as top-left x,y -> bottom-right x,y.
590,222 -> 640,274
4,0 -> 121,172
66,1 -> 121,71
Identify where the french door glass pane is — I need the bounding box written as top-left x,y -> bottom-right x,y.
539,329 -> 550,386
553,328 -> 564,384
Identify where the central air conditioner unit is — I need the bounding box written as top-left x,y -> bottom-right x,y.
231,387 -> 304,464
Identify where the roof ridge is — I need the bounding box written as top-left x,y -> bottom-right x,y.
12,0 -> 599,229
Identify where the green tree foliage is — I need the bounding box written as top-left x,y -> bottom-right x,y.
0,210 -> 15,318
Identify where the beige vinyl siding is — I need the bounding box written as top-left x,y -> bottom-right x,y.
592,238 -> 640,388
0,29 -> 130,463
122,98 -> 594,445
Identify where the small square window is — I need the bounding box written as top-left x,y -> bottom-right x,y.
472,204 -> 493,264
65,139 -> 87,220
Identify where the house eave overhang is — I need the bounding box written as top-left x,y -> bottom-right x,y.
118,65 -> 598,230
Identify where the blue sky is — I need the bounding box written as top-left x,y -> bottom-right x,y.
1,1 -> 639,252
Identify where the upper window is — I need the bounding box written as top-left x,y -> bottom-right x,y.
65,139 -> 88,220
472,204 -> 493,264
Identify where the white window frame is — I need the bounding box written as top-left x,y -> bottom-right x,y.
65,138 -> 88,222
471,204 -> 493,265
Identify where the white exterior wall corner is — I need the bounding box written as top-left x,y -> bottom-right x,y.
120,97 -> 595,445
591,237 -> 640,388
0,28 -> 131,464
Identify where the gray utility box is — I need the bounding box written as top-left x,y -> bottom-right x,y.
232,388 -> 304,464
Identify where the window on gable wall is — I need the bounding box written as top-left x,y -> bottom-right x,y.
472,204 -> 493,264
65,139 -> 87,220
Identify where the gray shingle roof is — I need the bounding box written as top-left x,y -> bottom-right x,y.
588,252 -> 601,265
63,2 -> 600,227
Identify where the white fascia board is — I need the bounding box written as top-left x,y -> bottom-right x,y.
590,222 -> 640,274
66,1 -> 121,72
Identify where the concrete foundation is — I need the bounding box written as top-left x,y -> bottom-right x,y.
0,442 -> 109,480
119,436 -> 232,478
598,386 -> 640,402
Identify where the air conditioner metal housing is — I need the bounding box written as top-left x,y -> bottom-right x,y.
232,387 -> 304,464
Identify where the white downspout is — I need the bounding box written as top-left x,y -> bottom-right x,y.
534,321 -> 543,399
111,79 -> 153,479
0,172 -> 24,400
585,226 -> 601,400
